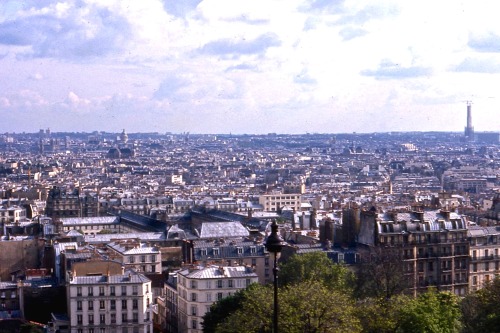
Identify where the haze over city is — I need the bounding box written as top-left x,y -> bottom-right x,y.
0,0 -> 499,134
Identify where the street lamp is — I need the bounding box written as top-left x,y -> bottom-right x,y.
265,220 -> 285,333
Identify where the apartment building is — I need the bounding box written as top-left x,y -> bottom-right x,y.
358,208 -> 469,295
258,193 -> 302,212
190,238 -> 270,283
67,261 -> 153,333
0,205 -> 27,224
167,265 -> 258,333
468,225 -> 500,291
0,281 -> 22,319
106,240 -> 161,274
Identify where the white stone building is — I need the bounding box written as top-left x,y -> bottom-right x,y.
171,265 -> 258,333
106,240 -> 162,274
67,261 -> 153,333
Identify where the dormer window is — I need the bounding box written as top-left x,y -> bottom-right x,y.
237,247 -> 243,255
213,248 -> 219,256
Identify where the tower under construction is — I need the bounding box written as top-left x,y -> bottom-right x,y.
464,101 -> 474,141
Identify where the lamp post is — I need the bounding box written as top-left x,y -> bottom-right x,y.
265,220 -> 285,333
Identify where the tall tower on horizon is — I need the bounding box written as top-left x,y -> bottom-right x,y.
464,101 -> 474,141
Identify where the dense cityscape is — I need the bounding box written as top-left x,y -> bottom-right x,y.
1,1 -> 500,332
0,104 -> 499,332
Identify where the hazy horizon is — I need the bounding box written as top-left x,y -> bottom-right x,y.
1,1 -> 499,134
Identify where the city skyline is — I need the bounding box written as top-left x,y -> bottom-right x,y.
0,0 -> 499,134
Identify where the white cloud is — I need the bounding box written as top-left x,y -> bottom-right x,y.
0,0 -> 500,133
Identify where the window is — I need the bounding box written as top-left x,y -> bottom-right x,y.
133,313 -> 138,323
122,300 -> 127,309
217,280 -> 223,288
132,286 -> 138,295
151,265 -> 156,273
206,293 -> 212,302
486,262 -> 490,271
206,281 -> 212,288
237,247 -> 243,254
192,305 -> 197,316
133,299 -> 138,309
77,315 -> 82,325
251,246 -> 256,254
473,263 -> 478,272
88,300 -> 94,310
129,256 -> 135,263
246,279 -> 251,287
191,293 -> 197,301
191,280 -> 197,289
252,258 -> 257,266
201,249 -> 207,256
100,329 -> 105,333
110,300 -> 116,310
77,301 -> 82,310
100,300 -> 105,309
111,313 -> 116,323
88,287 -> 93,296
121,286 -> 127,296
228,280 -> 233,288
217,292 -> 223,301
151,254 -> 156,262
213,248 -> 219,256
110,286 -> 115,296
99,286 -> 105,296
100,314 -> 105,324
122,313 -> 128,323
141,255 -> 146,263
192,320 -> 198,329
89,314 -> 94,324
77,287 -> 82,297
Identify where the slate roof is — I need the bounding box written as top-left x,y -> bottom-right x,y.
192,239 -> 265,260
61,216 -> 119,226
179,265 -> 257,279
197,221 -> 249,239
84,232 -> 165,244
107,242 -> 159,255
70,272 -> 151,285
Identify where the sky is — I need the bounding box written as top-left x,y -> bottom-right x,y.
0,0 -> 499,134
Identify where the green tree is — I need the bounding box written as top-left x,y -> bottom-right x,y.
356,296 -> 410,333
397,289 -> 462,333
202,286 -> 248,333
214,281 -> 361,333
461,278 -> 500,333
355,246 -> 410,299
280,251 -> 353,291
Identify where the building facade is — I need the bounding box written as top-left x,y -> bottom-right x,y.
358,208 -> 470,296
67,261 -> 153,333
258,193 -> 302,212
167,265 -> 258,333
468,225 -> 500,291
